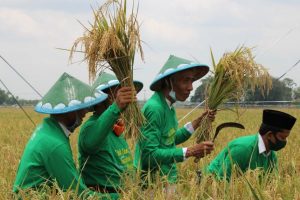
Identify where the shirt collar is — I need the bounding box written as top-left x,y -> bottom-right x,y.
58,122 -> 71,137
165,97 -> 173,109
258,133 -> 270,156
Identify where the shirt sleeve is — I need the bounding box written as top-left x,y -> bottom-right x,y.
184,122 -> 195,134
175,123 -> 193,145
140,107 -> 184,168
182,147 -> 188,160
79,103 -> 120,153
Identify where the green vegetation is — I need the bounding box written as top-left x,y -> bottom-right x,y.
0,88 -> 38,106
192,76 -> 300,103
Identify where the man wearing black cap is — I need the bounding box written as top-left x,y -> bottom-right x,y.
207,109 -> 296,181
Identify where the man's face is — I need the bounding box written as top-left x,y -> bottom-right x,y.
266,129 -> 290,151
268,130 -> 290,142
171,69 -> 196,101
67,109 -> 88,129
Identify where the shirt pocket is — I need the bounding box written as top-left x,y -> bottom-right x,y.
161,128 -> 176,146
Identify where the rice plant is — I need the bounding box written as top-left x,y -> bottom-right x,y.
194,46 -> 272,143
1,108 -> 300,199
69,0 -> 144,140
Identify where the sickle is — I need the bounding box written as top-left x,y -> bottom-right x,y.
194,122 -> 245,163
212,122 -> 245,142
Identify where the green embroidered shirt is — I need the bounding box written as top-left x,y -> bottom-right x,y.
134,92 -> 191,183
207,134 -> 278,180
78,103 -> 133,188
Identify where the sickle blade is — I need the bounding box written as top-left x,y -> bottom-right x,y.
212,122 -> 245,142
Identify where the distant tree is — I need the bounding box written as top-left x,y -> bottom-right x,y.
294,87 -> 300,101
18,99 -> 39,106
245,77 -> 294,101
0,87 -> 38,105
282,78 -> 296,89
0,88 -> 8,104
191,75 -> 213,102
3,93 -> 16,105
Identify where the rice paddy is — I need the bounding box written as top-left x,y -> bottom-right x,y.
0,107 -> 299,199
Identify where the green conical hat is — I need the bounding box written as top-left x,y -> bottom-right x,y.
92,71 -> 143,93
150,55 -> 209,91
35,72 -> 108,114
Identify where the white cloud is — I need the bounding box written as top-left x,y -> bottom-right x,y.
0,8 -> 41,37
142,18 -> 199,46
1,0 -> 300,100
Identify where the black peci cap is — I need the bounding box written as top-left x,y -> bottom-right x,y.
263,109 -> 296,130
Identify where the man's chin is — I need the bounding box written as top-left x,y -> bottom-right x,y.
177,95 -> 189,101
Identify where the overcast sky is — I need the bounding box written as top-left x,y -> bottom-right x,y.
1,0 -> 300,100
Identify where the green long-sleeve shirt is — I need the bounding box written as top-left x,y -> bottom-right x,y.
78,103 -> 133,189
13,117 -> 117,199
13,117 -> 89,194
134,92 -> 191,183
207,134 -> 278,180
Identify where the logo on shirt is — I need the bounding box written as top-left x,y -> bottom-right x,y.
115,148 -> 133,169
164,128 -> 176,145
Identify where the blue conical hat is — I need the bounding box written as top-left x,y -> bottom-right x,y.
92,72 -> 143,93
150,55 -> 209,91
35,73 -> 108,114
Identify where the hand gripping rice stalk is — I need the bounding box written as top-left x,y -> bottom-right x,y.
69,0 -> 144,140
194,46 -> 272,143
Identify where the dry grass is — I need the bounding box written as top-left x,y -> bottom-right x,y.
1,107 -> 299,199
69,0 -> 144,140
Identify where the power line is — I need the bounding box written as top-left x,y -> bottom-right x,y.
277,59 -> 300,80
0,54 -> 43,98
257,25 -> 299,58
0,78 -> 36,128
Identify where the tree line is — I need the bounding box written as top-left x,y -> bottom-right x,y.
0,88 -> 39,106
191,76 -> 300,102
2,77 -> 300,106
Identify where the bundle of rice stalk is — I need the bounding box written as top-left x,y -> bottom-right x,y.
69,0 -> 144,140
194,46 -> 272,143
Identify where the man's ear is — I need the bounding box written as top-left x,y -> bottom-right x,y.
265,131 -> 273,139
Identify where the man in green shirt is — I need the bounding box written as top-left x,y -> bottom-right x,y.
78,72 -> 143,194
207,109 -> 296,181
13,73 -> 116,199
134,55 -> 215,188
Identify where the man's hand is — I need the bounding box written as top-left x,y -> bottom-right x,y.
192,109 -> 217,130
186,141 -> 214,158
115,86 -> 137,110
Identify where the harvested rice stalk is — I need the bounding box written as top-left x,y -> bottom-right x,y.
195,46 -> 272,143
69,0 -> 144,140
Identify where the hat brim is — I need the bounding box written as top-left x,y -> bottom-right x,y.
34,93 -> 108,114
150,64 -> 209,91
96,81 -> 144,94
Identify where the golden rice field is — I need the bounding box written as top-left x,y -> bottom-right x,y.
0,107 -> 299,200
